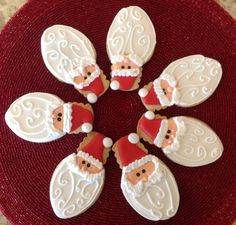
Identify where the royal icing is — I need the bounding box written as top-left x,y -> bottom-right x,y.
138,113 -> 224,167
5,93 -> 94,143
50,153 -> 105,219
163,116 -> 224,167
140,55 -> 222,109
107,6 -> 156,91
41,25 -> 107,102
114,134 -> 179,221
5,92 -> 65,143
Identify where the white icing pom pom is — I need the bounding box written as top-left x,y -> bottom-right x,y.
145,111 -> 155,120
128,133 -> 140,144
138,88 -> 148,97
81,123 -> 93,133
87,93 -> 97,103
103,137 -> 113,148
110,80 -> 120,90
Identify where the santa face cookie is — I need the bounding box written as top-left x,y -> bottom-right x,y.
139,55 -> 222,111
41,25 -> 109,103
50,132 -> 113,219
112,133 -> 179,221
107,6 -> 156,91
5,92 -> 94,143
137,111 -> 224,167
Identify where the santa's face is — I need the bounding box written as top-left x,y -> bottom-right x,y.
74,64 -> 100,85
161,118 -> 177,148
121,156 -> 179,220
52,105 -> 64,132
76,156 -> 101,174
159,79 -> 174,103
126,161 -> 155,185
111,59 -> 140,77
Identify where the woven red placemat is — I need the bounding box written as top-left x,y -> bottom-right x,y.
0,0 -> 235,224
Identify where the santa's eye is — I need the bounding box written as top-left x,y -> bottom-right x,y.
142,169 -> 146,173
128,66 -> 131,69
82,160 -> 86,164
87,163 -> 91,168
136,172 -> 140,177
167,130 -> 171,134
121,65 -> 125,69
165,135 -> 169,139
87,72 -> 91,76
58,113 -> 62,117
57,118 -> 61,122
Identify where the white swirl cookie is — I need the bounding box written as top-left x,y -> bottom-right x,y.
50,132 -> 113,219
107,6 -> 156,91
137,111 -> 224,167
41,25 -> 109,103
112,133 -> 179,221
5,92 -> 94,143
138,55 -> 222,111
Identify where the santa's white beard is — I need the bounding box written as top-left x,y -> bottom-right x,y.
50,153 -> 104,219
111,68 -> 140,77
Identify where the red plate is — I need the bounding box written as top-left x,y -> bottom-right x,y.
0,0 -> 235,224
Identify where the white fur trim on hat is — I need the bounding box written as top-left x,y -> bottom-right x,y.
63,103 -> 72,133
123,155 -> 154,173
128,133 -> 140,144
81,123 -> 93,133
103,137 -> 113,148
153,78 -> 172,106
153,119 -> 168,148
77,150 -> 103,169
162,117 -> 186,154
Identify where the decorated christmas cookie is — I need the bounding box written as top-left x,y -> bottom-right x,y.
41,25 -> 109,103
137,111 -> 224,167
138,55 -> 222,111
112,133 -> 179,221
5,92 -> 94,143
107,6 -> 156,91
50,132 -> 113,219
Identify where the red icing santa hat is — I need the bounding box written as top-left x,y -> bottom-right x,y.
63,103 -> 94,133
77,133 -> 113,169
138,111 -> 168,148
116,133 -> 155,173
138,74 -> 179,106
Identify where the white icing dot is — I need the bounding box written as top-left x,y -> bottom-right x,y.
138,88 -> 148,97
87,93 -> 97,103
110,80 -> 120,90
103,137 -> 113,148
81,123 -> 93,133
145,111 -> 155,120
128,133 -> 140,144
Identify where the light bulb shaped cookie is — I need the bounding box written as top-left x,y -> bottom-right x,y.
112,133 -> 179,221
138,55 -> 222,111
50,132 -> 113,219
107,6 -> 156,91
137,111 -> 224,167
5,92 -> 94,143
41,25 -> 109,103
